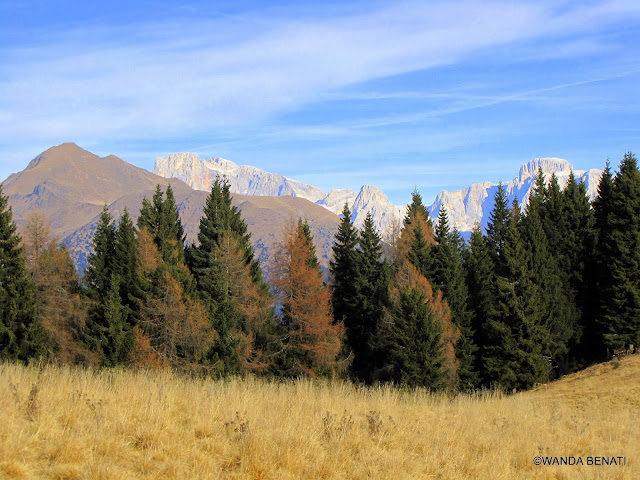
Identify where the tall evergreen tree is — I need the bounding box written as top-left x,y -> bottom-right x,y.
482,205 -> 551,391
330,204 -> 359,328
585,160 -> 614,358
597,153 -> 640,352
84,206 -> 116,302
298,218 -> 319,270
114,208 -> 144,316
84,207 -> 139,364
83,206 -> 116,358
408,223 -> 432,278
375,192 -> 459,389
486,183 -> 511,277
351,212 -> 390,382
429,207 -> 478,390
189,177 -> 266,375
404,188 -> 431,228
138,185 -> 186,265
386,287 -> 445,389
0,185 -> 44,361
101,274 -> 134,366
160,185 -> 185,264
541,173 -> 563,254
520,170 -> 574,376
464,224 -> 495,384
374,261 -> 451,390
559,172 -> 593,365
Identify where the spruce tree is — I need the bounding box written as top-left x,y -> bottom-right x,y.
464,224 -> 495,384
521,170 -> 574,376
83,207 -> 115,358
189,177 -> 266,375
298,218 -> 319,270
160,185 -> 185,264
101,274 -> 133,366
138,185 -> 186,265
85,206 -> 116,302
486,183 -> 511,277
597,153 -> 640,352
386,286 -> 445,389
541,173 -> 563,254
330,204 -> 359,327
0,185 -> 45,361
585,160 -> 614,358
351,212 -> 390,382
375,191 -> 458,389
84,206 -> 138,364
404,188 -> 431,228
561,172 -> 593,294
114,208 -> 144,315
408,223 -> 431,277
560,172 -> 593,365
429,207 -> 478,390
483,205 -> 551,391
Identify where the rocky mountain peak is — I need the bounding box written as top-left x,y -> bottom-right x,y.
351,185 -> 405,233
207,157 -> 239,174
518,158 -> 572,181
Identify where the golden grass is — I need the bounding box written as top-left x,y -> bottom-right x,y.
1,356 -> 639,479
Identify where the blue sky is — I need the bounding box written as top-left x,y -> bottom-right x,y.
1,0 -> 638,205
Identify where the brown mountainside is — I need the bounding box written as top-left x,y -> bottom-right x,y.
2,143 -> 340,275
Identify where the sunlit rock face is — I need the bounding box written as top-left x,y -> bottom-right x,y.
154,154 -> 404,237
155,153 -> 603,239
428,158 -> 603,235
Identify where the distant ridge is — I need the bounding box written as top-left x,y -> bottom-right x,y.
1,145 -> 605,273
154,153 -> 603,236
428,157 -> 603,234
2,143 -> 340,273
154,153 -> 403,236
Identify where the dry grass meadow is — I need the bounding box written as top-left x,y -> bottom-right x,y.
1,355 -> 639,479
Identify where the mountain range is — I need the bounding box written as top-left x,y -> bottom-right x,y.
428,158 -> 603,234
154,153 -> 405,236
2,143 -> 340,273
155,153 -> 603,237
2,143 -> 604,273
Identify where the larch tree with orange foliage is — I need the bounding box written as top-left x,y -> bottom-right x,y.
372,190 -> 459,390
21,210 -> 94,365
273,219 -> 343,378
133,213 -> 216,373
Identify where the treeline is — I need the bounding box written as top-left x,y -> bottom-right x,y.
1,153 -> 638,392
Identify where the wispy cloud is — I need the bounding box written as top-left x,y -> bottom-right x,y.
1,0 -> 639,199
2,1 -> 637,141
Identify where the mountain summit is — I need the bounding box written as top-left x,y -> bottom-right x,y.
155,153 -> 327,202
428,158 -> 603,233
2,145 -> 605,273
3,144 -> 340,272
154,153 -> 403,234
155,153 -> 604,237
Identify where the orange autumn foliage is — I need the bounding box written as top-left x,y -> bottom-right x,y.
135,229 -> 216,373
129,327 -> 168,370
22,212 -> 97,366
272,221 -> 343,378
214,233 -> 276,374
393,260 -> 460,387
395,210 -> 436,264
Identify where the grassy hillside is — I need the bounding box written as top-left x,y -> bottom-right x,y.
1,356 -> 638,479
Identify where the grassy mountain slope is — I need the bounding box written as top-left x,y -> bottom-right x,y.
2,143 -> 340,273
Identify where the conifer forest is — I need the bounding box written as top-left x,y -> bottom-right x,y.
1,153 -> 639,393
